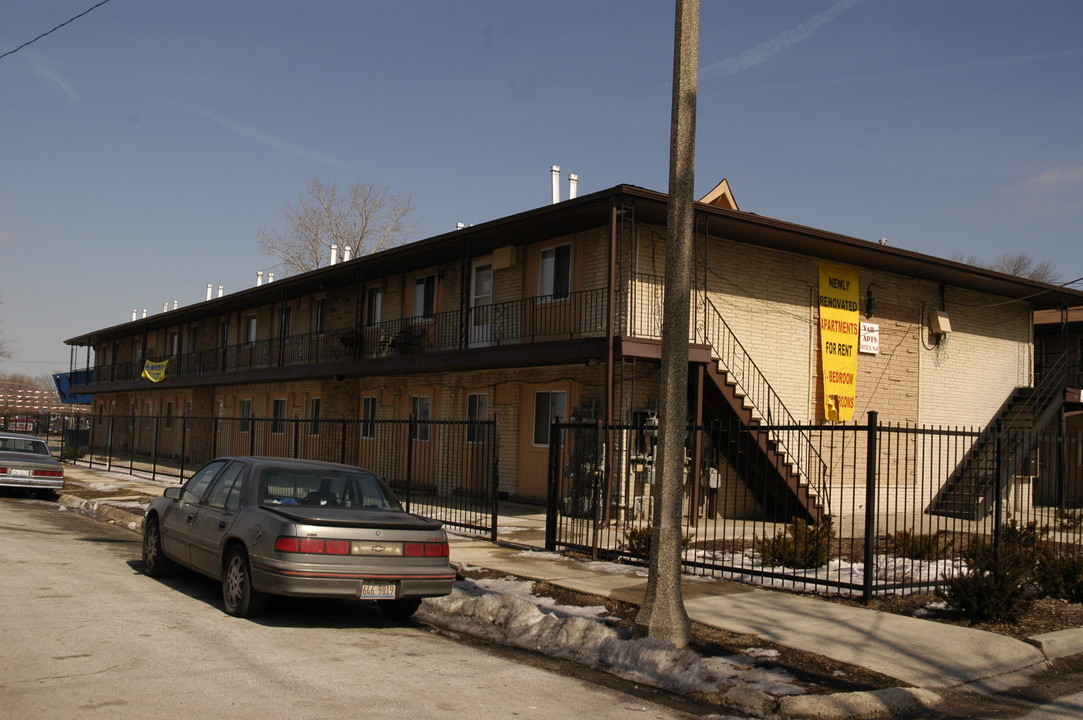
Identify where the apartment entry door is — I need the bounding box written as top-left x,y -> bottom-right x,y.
469,259 -> 493,347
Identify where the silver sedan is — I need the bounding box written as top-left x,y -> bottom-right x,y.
0,431 -> 65,493
142,456 -> 455,619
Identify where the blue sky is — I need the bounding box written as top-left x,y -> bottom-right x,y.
2,0 -> 1081,377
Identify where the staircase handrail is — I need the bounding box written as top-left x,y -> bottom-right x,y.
698,296 -> 830,512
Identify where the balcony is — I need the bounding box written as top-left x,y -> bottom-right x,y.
67,288 -> 608,390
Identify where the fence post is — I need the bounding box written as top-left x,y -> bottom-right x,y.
994,431 -> 1004,565
862,410 -> 878,606
545,420 -> 564,552
490,416 -> 500,543
179,411 -> 188,480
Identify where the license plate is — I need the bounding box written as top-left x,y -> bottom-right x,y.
360,583 -> 396,600
10,469 -> 31,477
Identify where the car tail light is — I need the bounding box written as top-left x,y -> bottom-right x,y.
34,470 -> 63,478
404,542 -> 449,557
275,536 -> 447,557
0,468 -> 6,474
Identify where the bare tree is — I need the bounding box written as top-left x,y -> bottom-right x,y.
954,251 -> 1061,284
0,294 -> 10,360
257,179 -> 418,275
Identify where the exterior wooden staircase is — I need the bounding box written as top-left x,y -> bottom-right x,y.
927,354 -> 1070,521
698,297 -> 829,523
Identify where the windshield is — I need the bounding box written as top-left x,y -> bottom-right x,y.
259,468 -> 403,511
0,438 -> 49,455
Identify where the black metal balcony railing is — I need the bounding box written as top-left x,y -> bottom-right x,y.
70,288 -> 608,388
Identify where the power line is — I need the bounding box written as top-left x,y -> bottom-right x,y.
0,0 -> 114,62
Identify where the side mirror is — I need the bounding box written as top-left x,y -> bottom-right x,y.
163,487 -> 182,501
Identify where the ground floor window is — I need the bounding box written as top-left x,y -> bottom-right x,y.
410,395 -> 431,442
533,390 -> 566,446
271,398 -> 287,434
467,392 -> 488,444
360,396 -> 377,439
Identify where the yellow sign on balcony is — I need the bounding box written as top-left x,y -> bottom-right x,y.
141,359 -> 170,383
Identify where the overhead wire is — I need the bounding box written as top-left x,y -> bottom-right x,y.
0,0 -> 113,62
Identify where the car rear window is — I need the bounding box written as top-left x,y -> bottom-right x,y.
0,438 -> 49,455
259,468 -> 402,511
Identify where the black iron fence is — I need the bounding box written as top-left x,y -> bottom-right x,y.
20,412 -> 499,539
547,413 -> 1083,602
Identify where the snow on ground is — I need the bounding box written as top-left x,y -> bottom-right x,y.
416,570 -> 805,698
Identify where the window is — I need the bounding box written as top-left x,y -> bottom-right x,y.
168,331 -> 180,356
539,245 -> 571,299
314,298 -> 326,336
361,396 -> 377,439
144,401 -> 154,429
245,314 -> 257,345
410,395 -> 431,442
181,460 -> 226,504
413,275 -> 436,318
467,393 -> 489,444
533,390 -> 566,446
365,287 -> 383,326
238,399 -> 252,433
164,401 -> 174,429
220,318 -> 231,349
271,398 -> 287,435
279,305 -> 292,339
309,398 -> 321,436
204,462 -> 245,509
185,402 -> 192,431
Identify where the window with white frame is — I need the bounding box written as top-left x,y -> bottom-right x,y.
271,398 -> 287,434
361,396 -> 377,439
245,314 -> 257,345
539,245 -> 571,300
365,286 -> 383,326
467,392 -> 488,444
533,390 -> 566,446
238,399 -> 252,433
413,275 -> 436,318
410,395 -> 431,442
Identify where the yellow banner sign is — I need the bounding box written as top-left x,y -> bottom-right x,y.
141,359 -> 169,383
818,262 -> 859,421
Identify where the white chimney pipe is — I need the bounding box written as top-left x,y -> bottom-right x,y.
207,284 -> 213,301
343,245 -> 352,262
173,300 -> 179,310
456,222 -> 466,230
330,244 -> 339,265
132,309 -> 137,321
257,271 -> 263,286
551,165 -> 560,204
218,285 -> 224,298
142,309 -> 148,319
267,272 -> 274,283
163,302 -> 168,313
568,173 -> 578,199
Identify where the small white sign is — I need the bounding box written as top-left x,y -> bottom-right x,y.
859,322 -> 880,355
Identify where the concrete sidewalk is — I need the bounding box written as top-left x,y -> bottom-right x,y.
53,465 -> 1083,705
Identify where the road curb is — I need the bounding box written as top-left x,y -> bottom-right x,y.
58,493 -> 145,533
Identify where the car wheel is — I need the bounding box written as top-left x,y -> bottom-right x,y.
377,598 -> 422,621
142,517 -> 176,578
222,547 -> 268,618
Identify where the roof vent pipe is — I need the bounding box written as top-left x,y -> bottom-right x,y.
173,300 -> 179,310
568,173 -> 578,199
218,285 -> 224,298
142,309 -> 148,319
343,245 -> 352,262
132,309 -> 137,321
163,302 -> 168,313
257,271 -> 263,286
267,272 -> 274,283
206,284 -> 213,301
330,244 -> 339,265
551,165 -> 560,204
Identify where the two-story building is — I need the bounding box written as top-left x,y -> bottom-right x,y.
63,182 -> 1083,522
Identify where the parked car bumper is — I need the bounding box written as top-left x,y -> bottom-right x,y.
0,476 -> 66,491
249,557 -> 455,600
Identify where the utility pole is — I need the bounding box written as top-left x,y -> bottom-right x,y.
633,0 -> 698,647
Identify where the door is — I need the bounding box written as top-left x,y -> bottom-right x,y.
469,260 -> 493,347
188,461 -> 246,575
159,460 -> 227,566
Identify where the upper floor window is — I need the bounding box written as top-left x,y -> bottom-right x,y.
366,286 -> 383,326
314,298 -> 326,336
414,275 -> 436,319
245,314 -> 257,345
539,245 -> 571,300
